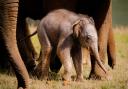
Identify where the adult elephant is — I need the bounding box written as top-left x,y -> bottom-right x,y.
0,0 -> 115,89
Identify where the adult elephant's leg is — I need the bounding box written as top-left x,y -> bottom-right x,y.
0,0 -> 30,88
89,29 -> 109,79
107,28 -> 116,69
89,1 -> 111,80
89,19 -> 109,79
0,35 -> 10,70
89,27 -> 109,80
107,5 -> 116,69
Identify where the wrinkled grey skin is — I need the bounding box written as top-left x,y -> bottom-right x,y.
34,9 -> 107,81
0,0 -> 30,89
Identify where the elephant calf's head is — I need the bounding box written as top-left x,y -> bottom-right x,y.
72,16 -> 107,74
72,16 -> 97,48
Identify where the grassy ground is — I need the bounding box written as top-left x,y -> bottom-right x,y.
0,26 -> 128,89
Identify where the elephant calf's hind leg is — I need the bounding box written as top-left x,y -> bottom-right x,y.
35,46 -> 52,80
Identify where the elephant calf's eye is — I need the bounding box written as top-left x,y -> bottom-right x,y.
86,35 -> 91,41
86,35 -> 94,44
87,35 -> 90,40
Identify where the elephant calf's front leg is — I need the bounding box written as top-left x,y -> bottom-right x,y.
71,45 -> 83,81
57,46 -> 73,81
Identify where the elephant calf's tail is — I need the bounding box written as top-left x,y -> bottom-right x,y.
20,30 -> 37,42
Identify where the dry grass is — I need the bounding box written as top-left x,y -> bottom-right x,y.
0,26 -> 128,89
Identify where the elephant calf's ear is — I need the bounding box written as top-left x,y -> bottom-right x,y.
89,17 -> 95,25
72,20 -> 81,38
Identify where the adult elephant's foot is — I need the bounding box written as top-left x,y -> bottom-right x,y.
89,73 -> 106,80
108,60 -> 116,69
34,62 -> 49,80
89,71 -> 112,80
89,63 -> 112,80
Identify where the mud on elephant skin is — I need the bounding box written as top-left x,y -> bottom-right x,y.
33,9 -> 108,81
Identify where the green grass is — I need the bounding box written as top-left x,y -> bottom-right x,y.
0,26 -> 128,89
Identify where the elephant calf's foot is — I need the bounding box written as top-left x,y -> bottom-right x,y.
62,73 -> 71,81
35,68 -> 49,80
76,75 -> 84,82
62,74 -> 71,86
34,63 -> 49,80
18,87 -> 24,89
63,80 -> 71,86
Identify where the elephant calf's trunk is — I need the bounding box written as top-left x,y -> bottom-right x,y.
91,46 -> 107,74
95,56 -> 107,74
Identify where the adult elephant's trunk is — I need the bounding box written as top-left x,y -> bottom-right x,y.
0,0 -> 29,89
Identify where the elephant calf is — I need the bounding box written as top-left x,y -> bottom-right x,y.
33,9 -> 108,82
